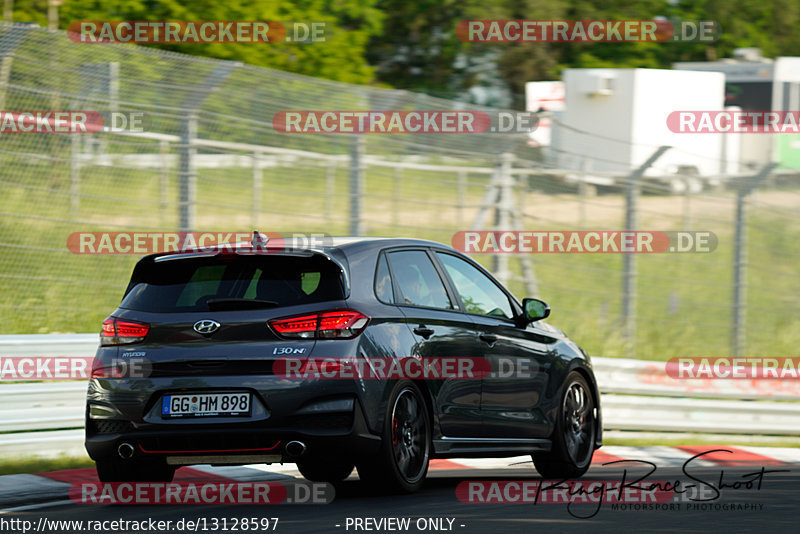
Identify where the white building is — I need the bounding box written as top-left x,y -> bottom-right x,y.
675,49 -> 800,170
551,68 -> 726,179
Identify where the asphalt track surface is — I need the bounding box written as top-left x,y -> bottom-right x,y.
4,463 -> 798,534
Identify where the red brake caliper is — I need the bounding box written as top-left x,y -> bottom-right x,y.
392,417 -> 400,445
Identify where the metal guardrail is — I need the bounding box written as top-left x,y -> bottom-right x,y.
0,383 -> 86,432
592,356 -> 800,401
0,334 -> 98,357
1,336 -> 798,457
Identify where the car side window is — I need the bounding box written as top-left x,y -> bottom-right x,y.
374,253 -> 394,303
436,253 -> 514,319
386,250 -> 452,309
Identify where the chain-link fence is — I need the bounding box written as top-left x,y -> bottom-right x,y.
1,22 -> 798,361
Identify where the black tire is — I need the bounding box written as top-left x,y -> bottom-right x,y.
296,458 -> 355,483
356,380 -> 430,493
96,458 -> 176,482
533,372 -> 596,479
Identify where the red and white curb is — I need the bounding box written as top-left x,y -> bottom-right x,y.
1,446 -> 797,510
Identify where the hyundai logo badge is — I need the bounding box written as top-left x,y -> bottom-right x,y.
193,319 -> 220,335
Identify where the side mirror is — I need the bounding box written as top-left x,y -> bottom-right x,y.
521,298 -> 550,323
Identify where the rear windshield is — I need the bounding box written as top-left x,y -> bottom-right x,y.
119,254 -> 345,313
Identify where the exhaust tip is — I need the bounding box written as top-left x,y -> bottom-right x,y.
285,440 -> 307,458
117,442 -> 135,460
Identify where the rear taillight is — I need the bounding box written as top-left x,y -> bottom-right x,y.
269,310 -> 369,340
100,317 -> 149,346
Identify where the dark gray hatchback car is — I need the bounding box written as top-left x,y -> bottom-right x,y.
86,236 -> 601,492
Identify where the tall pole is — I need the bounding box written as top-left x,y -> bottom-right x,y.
251,151 -> 262,228
731,189 -> 746,358
731,163 -> 776,357
510,177 -> 540,297
325,164 -> 335,225
392,166 -> 401,227
0,55 -> 11,110
175,62 -> 239,230
69,134 -> 80,216
158,140 -> 169,226
47,0 -> 60,30
178,114 -> 197,231
349,135 -> 365,236
492,152 -> 513,286
621,146 -> 670,357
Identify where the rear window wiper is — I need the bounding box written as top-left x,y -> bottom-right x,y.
206,298 -> 279,311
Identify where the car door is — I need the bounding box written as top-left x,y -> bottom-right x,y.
433,251 -> 553,438
384,248 -> 483,437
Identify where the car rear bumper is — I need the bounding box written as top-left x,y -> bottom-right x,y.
85,396 -> 380,464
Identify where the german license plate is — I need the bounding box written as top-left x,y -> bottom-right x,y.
161,392 -> 251,419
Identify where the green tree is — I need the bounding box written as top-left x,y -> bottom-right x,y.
366,0 -> 567,104
9,0 -> 800,103
368,0 -> 800,107
54,0 -> 383,84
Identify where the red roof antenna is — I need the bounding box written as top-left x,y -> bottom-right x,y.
251,231 -> 269,248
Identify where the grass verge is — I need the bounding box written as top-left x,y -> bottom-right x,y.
0,455 -> 93,477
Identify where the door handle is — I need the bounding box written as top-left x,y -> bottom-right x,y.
479,333 -> 498,345
413,326 -> 435,339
